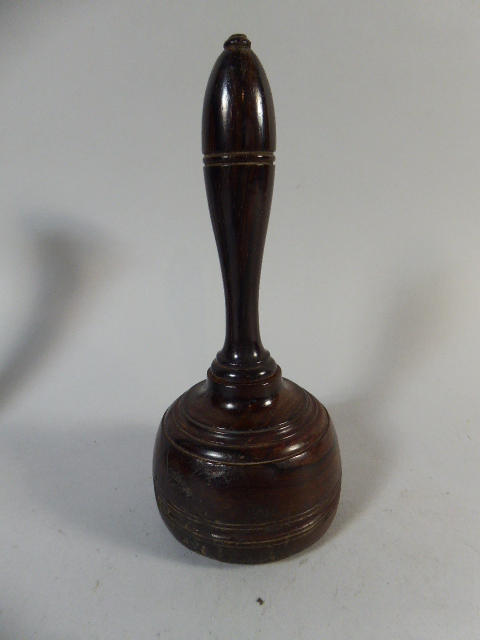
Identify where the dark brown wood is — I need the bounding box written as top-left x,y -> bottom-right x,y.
153,34 -> 341,563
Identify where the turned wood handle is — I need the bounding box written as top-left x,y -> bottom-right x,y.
202,34 -> 278,386
153,35 -> 342,564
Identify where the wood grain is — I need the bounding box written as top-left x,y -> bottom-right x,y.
153,34 -> 341,563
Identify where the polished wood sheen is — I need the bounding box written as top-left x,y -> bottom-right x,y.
153,34 -> 341,563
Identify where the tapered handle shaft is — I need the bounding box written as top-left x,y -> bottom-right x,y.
202,35 -> 277,386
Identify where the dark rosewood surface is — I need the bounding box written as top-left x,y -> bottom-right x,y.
153,34 -> 341,563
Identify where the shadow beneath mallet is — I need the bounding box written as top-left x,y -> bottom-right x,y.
313,271 -> 455,546
0,214 -> 210,565
0,215 -> 114,410
3,422 -> 213,566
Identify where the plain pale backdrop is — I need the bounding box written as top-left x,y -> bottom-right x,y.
0,2 -> 479,639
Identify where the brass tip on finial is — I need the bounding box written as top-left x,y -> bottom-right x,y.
224,34 -> 251,49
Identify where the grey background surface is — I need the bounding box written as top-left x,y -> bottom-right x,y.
0,2 -> 479,639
